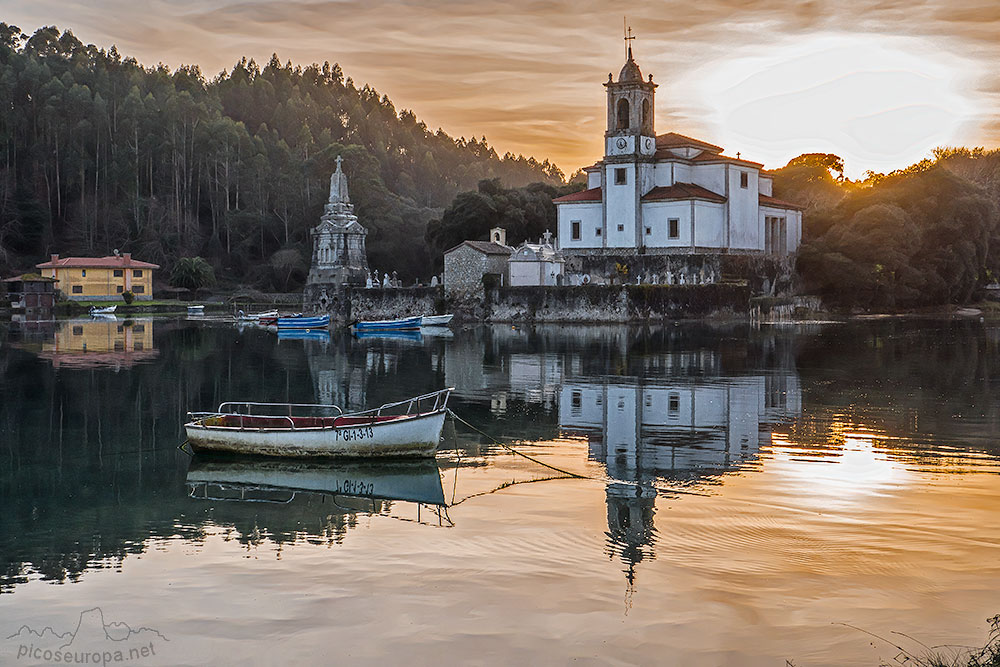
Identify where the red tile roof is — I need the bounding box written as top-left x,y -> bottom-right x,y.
655,132 -> 723,153
37,255 -> 160,269
759,194 -> 805,211
642,183 -> 726,203
553,187 -> 603,203
690,152 -> 764,168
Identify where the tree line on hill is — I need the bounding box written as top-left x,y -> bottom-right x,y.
0,23 -> 564,288
774,149 -> 1000,310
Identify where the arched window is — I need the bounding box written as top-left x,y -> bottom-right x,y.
641,99 -> 650,130
616,98 -> 630,130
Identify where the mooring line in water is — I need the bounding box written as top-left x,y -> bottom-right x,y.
447,409 -> 710,498
447,409 -> 587,480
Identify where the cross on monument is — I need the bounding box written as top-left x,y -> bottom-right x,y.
624,18 -> 635,59
542,229 -> 553,245
336,155 -> 343,172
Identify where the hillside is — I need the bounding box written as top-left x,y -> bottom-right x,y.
0,23 -> 565,286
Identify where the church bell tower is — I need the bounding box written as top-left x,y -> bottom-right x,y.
602,26 -> 657,249
604,29 -> 657,159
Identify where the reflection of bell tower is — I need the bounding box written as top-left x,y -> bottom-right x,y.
605,481 -> 657,606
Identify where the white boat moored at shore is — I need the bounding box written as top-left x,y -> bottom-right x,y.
184,388 -> 453,458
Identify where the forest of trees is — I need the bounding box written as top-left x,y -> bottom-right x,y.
0,23 -> 565,287
774,149 -> 1000,309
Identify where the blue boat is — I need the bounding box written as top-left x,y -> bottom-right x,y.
277,314 -> 330,330
351,316 -> 422,332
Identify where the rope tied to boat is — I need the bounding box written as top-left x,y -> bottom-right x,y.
446,409 -> 588,479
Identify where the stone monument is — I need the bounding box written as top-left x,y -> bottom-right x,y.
304,157 -> 370,311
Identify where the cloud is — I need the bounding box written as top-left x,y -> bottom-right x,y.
4,0 -> 1000,174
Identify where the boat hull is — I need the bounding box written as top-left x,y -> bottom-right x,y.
277,315 -> 329,329
352,316 -> 422,332
185,409 -> 446,458
420,314 -> 453,327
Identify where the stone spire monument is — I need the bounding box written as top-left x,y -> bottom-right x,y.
304,157 -> 370,310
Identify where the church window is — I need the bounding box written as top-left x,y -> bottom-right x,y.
740,172 -> 748,188
616,98 -> 629,130
668,218 -> 680,239
641,99 -> 649,129
645,227 -> 651,235
571,221 -> 581,241
617,224 -> 624,232
595,227 -> 602,237
668,393 -> 680,416
615,168 -> 627,185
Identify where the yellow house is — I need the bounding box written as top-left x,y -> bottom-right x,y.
36,253 -> 159,301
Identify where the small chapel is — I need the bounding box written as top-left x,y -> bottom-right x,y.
553,39 -> 803,260
303,157 -> 369,310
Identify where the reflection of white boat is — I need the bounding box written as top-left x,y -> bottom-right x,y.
420,314 -> 453,327
185,388 -> 453,458
90,313 -> 117,321
185,457 -> 446,506
89,305 -> 117,315
187,305 -> 205,315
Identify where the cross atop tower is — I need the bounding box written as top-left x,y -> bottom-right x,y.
335,155 -> 343,172
624,18 -> 635,60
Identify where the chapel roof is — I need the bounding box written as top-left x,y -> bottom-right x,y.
641,183 -> 727,203
552,187 -> 603,203
444,240 -> 513,256
655,132 -> 724,153
759,194 -> 805,211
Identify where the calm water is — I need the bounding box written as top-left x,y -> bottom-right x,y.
1,316 -> 999,666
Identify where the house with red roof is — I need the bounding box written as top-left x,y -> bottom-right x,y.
36,253 -> 160,301
553,47 -> 803,264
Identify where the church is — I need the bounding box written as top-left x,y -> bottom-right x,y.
554,45 -> 802,259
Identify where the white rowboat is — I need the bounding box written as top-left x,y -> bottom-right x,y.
420,314 -> 454,327
184,388 -> 453,458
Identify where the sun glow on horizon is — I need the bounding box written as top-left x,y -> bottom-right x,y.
679,33 -> 984,178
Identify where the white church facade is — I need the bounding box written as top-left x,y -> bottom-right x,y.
554,48 -> 802,257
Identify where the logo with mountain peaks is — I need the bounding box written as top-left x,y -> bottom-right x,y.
6,607 -> 167,665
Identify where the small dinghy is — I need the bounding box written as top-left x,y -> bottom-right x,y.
277,314 -> 329,329
184,388 -> 453,458
89,305 -> 117,315
352,316 -> 422,332
237,309 -> 279,322
187,305 -> 205,315
420,314 -> 454,327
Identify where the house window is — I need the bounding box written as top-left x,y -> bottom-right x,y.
134,341 -> 144,351
134,324 -> 145,333
617,224 -> 624,232
615,168 -> 627,185
740,172 -> 748,189
645,227 -> 651,235
595,227 -> 602,237
114,340 -> 124,351
668,218 -> 680,239
133,269 -> 142,278
571,221 -> 581,241
116,285 -> 124,293
113,269 -> 124,277
668,393 -> 680,414
72,285 -> 83,294
72,326 -> 83,336
571,391 -> 582,409
133,285 -> 145,294
81,269 -> 86,277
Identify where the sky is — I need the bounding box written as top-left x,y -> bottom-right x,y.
3,0 -> 999,178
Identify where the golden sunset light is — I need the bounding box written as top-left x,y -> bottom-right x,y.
4,1 -> 998,176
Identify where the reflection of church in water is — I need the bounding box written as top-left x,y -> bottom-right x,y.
559,351 -> 801,590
